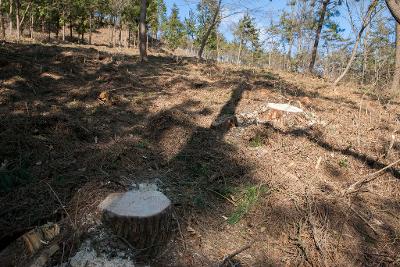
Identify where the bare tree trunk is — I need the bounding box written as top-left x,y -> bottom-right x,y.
287,37 -> 293,71
385,0 -> 400,24
108,22 -> 112,46
333,0 -> 378,86
15,0 -> 19,42
268,52 -> 271,67
62,11 -> 65,41
139,0 -> 147,62
137,24 -> 139,48
69,17 -> 73,38
216,32 -> 219,62
88,12 -> 92,45
0,0 -> 5,40
47,20 -> 50,41
309,0 -> 330,73
362,23 -> 371,84
29,10 -> 33,39
112,17 -> 117,47
198,0 -> 222,59
128,27 -> 131,48
391,22 -> 400,92
119,22 -> 122,47
236,40 -> 242,65
9,0 -> 12,35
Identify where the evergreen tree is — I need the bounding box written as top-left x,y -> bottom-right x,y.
162,3 -> 185,50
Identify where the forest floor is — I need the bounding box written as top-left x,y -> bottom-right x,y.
1,41 -> 400,266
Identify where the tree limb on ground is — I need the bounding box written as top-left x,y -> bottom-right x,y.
344,158 -> 400,195
218,241 -> 254,267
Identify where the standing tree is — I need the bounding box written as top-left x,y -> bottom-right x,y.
139,0 -> 147,61
333,0 -> 379,85
162,4 -> 185,50
234,13 -> 261,65
309,0 -> 330,73
197,0 -> 221,59
0,0 -> 5,39
385,0 -> 400,92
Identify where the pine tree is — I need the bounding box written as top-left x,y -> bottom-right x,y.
162,4 -> 184,50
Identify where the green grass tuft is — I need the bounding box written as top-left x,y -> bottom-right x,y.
249,134 -> 264,147
228,185 -> 268,225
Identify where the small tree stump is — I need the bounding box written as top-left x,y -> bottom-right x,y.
99,190 -> 172,258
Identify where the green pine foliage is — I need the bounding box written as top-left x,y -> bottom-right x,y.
162,4 -> 185,50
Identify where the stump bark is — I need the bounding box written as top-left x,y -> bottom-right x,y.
99,190 -> 172,258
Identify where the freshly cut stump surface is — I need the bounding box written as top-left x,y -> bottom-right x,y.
99,190 -> 172,258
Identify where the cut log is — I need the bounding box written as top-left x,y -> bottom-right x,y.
99,190 -> 173,258
235,103 -> 304,127
0,223 -> 60,267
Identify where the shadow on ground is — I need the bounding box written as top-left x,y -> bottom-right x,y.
0,42 -> 399,266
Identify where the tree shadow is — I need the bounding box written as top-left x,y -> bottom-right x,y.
263,123 -> 400,179
0,42 -> 399,266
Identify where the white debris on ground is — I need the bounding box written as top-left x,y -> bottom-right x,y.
129,181 -> 161,191
263,103 -> 304,113
67,240 -> 137,267
59,224 -> 144,267
61,183 -> 162,267
236,102 -> 305,127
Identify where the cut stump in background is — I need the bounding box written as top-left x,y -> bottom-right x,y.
99,190 -> 173,259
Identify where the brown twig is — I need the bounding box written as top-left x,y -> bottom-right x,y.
44,181 -> 76,229
344,158 -> 400,195
206,188 -> 237,206
219,241 -> 254,267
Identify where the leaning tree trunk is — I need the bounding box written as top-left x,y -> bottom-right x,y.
391,22 -> 400,92
333,0 -> 378,86
309,0 -> 330,73
139,0 -> 147,62
385,0 -> 400,24
198,0 -> 222,59
99,190 -> 172,258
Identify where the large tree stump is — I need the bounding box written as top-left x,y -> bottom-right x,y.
99,190 -> 173,258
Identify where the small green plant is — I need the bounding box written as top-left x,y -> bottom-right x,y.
249,134 -> 264,147
338,158 -> 349,168
228,185 -> 267,225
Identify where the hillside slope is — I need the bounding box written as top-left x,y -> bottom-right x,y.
0,42 -> 400,266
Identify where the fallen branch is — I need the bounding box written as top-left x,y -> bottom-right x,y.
344,158 -> 400,195
219,241 -> 254,267
44,181 -> 76,229
206,188 -> 238,206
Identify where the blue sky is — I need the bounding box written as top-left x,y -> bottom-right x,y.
164,0 -> 393,43
165,0 -> 287,41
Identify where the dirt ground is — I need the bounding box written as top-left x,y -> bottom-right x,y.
1,41 -> 400,266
